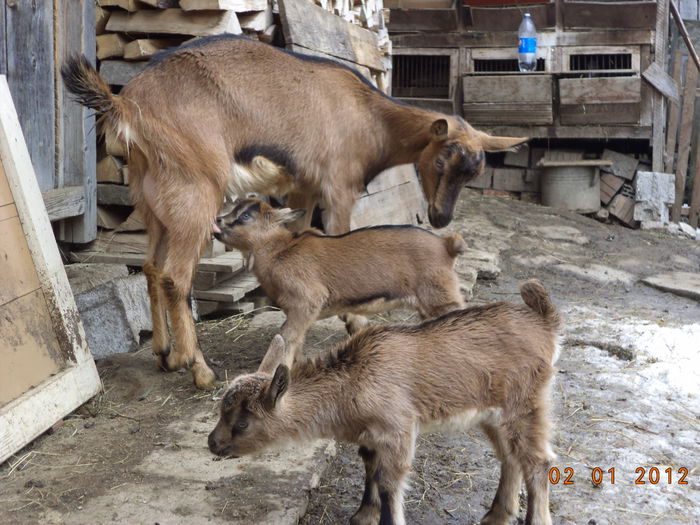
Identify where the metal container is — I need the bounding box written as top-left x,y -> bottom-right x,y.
541,165 -> 601,213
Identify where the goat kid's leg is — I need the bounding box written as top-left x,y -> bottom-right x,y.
350,446 -> 381,525
373,428 -> 416,525
508,409 -> 554,525
480,423 -> 523,525
279,307 -> 318,364
161,243 -> 216,390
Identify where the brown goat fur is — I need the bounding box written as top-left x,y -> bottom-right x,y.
209,280 -> 560,525
61,36 -> 526,389
214,197 -> 466,362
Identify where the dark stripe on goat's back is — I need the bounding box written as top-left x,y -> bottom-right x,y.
293,224 -> 437,240
234,144 -> 297,177
343,293 -> 398,308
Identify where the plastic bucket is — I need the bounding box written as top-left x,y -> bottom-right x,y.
541,165 -> 600,213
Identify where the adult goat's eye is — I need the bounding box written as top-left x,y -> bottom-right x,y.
235,420 -> 248,431
435,158 -> 444,169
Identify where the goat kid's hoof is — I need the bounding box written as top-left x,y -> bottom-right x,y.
350,506 -> 380,525
191,362 -> 218,391
479,511 -> 512,525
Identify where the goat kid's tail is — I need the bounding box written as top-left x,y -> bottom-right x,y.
61,55 -> 132,144
520,279 -> 560,327
444,233 -> 466,258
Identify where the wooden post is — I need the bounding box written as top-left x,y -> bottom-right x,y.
690,144 -> 700,228
56,0 -> 97,243
663,49 -> 683,174
671,60 -> 699,223
652,0 -> 669,172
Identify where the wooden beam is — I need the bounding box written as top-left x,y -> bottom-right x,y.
123,38 -> 184,60
652,0 -> 670,172
670,1 -> 700,72
689,139 -> 700,228
279,0 -> 384,71
97,33 -> 129,60
139,0 -> 180,7
563,2 -> 656,29
664,49 -> 683,173
671,61 -> 699,222
42,186 -> 85,222
97,183 -> 132,206
388,8 -> 459,32
100,60 -> 149,86
106,9 -> 242,37
180,0 -> 268,11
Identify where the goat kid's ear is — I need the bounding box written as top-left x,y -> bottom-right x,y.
265,364 -> 289,409
430,119 -> 449,139
275,208 -> 306,225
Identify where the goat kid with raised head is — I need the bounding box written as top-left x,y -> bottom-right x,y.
61,36 -> 526,389
209,280 -> 560,525
213,197 -> 466,363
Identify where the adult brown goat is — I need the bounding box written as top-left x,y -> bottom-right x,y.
209,280 -> 560,525
62,35 -> 527,389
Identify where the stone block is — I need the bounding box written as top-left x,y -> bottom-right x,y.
634,200 -> 669,222
634,171 -> 674,203
69,267 -> 152,360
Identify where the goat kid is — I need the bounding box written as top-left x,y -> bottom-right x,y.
209,280 -> 560,525
61,36 -> 527,389
214,198 -> 466,363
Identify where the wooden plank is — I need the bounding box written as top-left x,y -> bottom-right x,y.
466,166 -> 493,189
537,159 -> 613,168
689,136 -> 700,228
106,9 -> 242,37
98,0 -> 140,11
0,77 -> 100,463
664,49 -> 684,173
391,29 -> 655,49
563,2 -> 657,29
600,172 -> 626,205
105,126 -> 126,157
288,44 -> 372,79
140,0 -> 181,7
123,38 -> 184,60
398,98 -> 455,115
652,0 -> 670,172
279,0 -> 384,72
468,4 -> 555,31
97,33 -> 129,60
671,61 -> 699,222
463,75 -> 552,104
100,60 -> 149,86
560,103 -> 641,125
642,62 -> 680,103
608,193 -> 637,227
601,149 -> 639,180
193,273 -> 258,302
96,6 -> 111,35
116,208 -> 146,232
180,0 -> 268,11
42,186 -> 86,222
462,103 -> 553,125
559,77 -> 642,105
96,205 -> 127,230
70,249 -> 246,273
387,9 -> 459,32
6,0 -> 55,191
56,0 -> 97,243
97,183 -> 132,206
0,214 -> 41,304
239,9 -> 273,32
491,168 -> 538,192
483,124 -> 652,140
0,0 -> 5,76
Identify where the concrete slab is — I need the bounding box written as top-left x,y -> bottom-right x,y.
553,263 -> 636,287
65,263 -> 129,295
461,248 -> 501,280
41,408 -> 335,525
511,254 -> 560,268
642,272 -> 700,301
524,225 -> 589,245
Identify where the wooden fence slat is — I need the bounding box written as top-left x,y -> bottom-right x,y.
664,49 -> 684,174
689,139 -> 700,228
56,0 -> 97,243
652,0 -> 669,172
671,60 -> 699,222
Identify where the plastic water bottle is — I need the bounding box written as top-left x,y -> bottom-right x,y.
518,13 -> 537,72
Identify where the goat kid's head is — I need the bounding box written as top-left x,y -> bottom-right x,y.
213,198 -> 305,250
417,118 -> 528,228
208,335 -> 293,458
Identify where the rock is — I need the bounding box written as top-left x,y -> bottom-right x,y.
634,171 -> 674,203
511,254 -> 560,268
553,263 -> 636,287
69,267 -> 152,360
634,201 -> 669,223
678,222 -> 697,239
524,225 -> 589,245
461,248 -> 501,280
642,272 -> 700,301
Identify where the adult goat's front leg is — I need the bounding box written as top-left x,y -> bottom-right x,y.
161,240 -> 216,390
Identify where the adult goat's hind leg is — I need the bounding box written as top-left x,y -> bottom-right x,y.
143,214 -> 170,366
160,232 -> 217,390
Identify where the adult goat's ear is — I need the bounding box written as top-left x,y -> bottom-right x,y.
265,364 -> 289,409
430,119 -> 449,139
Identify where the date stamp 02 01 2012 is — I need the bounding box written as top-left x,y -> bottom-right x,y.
549,466 -> 690,486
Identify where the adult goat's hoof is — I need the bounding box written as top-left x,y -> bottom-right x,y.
192,362 -> 218,390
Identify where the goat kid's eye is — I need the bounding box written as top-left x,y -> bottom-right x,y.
240,212 -> 251,221
235,420 -> 248,431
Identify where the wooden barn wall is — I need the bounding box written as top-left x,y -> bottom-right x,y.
1,1 -> 97,243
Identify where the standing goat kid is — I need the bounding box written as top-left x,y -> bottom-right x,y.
214,197 -> 466,363
209,280 -> 560,525
61,35 -> 527,389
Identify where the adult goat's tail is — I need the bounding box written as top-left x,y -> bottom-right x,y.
520,279 -> 560,328
61,55 -> 134,146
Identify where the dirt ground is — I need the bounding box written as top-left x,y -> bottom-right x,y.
1,190 -> 699,524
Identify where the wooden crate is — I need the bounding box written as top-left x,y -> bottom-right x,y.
558,76 -> 641,125
462,74 -> 553,125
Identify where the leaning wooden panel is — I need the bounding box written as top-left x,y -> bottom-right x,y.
0,76 -> 101,465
